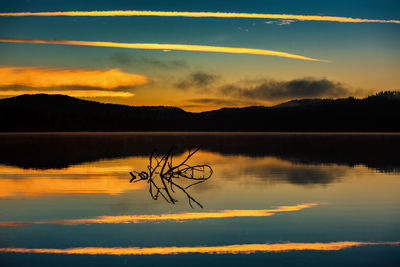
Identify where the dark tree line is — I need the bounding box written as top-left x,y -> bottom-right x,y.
1,92 -> 400,131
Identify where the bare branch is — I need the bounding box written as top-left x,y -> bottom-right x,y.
129,146 -> 212,208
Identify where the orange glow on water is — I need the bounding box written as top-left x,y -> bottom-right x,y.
0,241 -> 398,255
0,176 -> 144,198
0,158 -> 147,199
0,203 -> 318,227
0,10 -> 398,24
0,38 -> 324,62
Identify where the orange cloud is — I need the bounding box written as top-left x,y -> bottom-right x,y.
0,10 -> 398,24
0,66 -> 149,89
0,241 -> 398,255
0,90 -> 133,97
0,203 -> 319,227
0,38 -> 324,62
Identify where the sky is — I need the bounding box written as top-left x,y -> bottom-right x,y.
0,0 -> 399,111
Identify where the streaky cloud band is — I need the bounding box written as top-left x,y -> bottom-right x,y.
0,203 -> 319,227
0,10 -> 399,24
0,241 -> 399,255
0,38 -> 325,62
0,66 -> 149,89
0,90 -> 134,98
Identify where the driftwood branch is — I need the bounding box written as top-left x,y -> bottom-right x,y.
129,146 -> 213,208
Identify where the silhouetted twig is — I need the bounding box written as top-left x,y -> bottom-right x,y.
129,146 -> 213,208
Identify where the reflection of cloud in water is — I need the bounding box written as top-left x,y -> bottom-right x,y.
1,241 -> 399,255
0,151 -> 358,200
283,168 -> 345,185
0,176 -> 144,198
0,203 -> 319,227
0,159 -> 148,198
211,154 -> 348,186
246,164 -> 347,185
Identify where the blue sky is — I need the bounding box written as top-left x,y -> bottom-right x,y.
0,0 -> 399,111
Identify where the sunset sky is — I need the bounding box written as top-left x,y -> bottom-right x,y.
0,0 -> 399,111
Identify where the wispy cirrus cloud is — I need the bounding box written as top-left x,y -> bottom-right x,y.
109,52 -> 188,69
265,19 -> 296,26
0,38 -> 325,62
0,10 -> 399,24
0,241 -> 399,255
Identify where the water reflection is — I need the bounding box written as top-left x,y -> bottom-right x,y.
0,203 -> 319,227
0,152 -> 349,200
216,155 -> 348,186
1,241 -> 399,255
0,149 -> 393,199
130,146 -> 213,208
0,134 -> 399,266
1,133 -> 399,173
0,158 -> 147,198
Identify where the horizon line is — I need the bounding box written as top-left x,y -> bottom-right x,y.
0,91 -> 398,112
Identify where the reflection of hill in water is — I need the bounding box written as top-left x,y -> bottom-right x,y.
0,133 -> 399,173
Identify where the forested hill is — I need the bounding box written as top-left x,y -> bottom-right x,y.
1,92 -> 399,131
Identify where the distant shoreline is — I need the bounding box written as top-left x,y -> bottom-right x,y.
1,131 -> 400,171
2,131 -> 400,135
1,93 -> 400,132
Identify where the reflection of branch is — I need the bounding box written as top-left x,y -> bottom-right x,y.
129,146 -> 213,208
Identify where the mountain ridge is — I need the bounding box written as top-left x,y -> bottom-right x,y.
1,92 -> 399,131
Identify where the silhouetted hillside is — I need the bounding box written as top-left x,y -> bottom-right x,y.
0,94 -> 189,131
0,92 -> 399,131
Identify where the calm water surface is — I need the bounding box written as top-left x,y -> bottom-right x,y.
0,133 -> 399,266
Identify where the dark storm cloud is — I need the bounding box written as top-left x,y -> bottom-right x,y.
175,71 -> 219,90
221,77 -> 350,100
109,52 -> 187,69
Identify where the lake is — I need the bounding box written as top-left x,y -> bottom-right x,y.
0,133 -> 399,266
